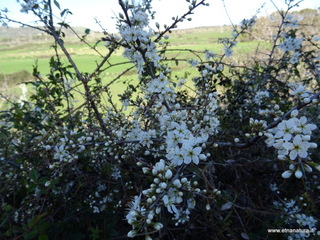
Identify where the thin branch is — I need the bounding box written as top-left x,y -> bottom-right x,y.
0,16 -> 51,35
154,0 -> 207,43
44,0 -> 111,136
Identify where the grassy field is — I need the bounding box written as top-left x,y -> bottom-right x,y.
0,26 -> 271,109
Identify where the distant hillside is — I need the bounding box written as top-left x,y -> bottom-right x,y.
0,26 -> 104,44
0,25 -> 234,45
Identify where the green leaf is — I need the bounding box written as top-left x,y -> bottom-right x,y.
38,234 -> 49,240
60,8 -> 71,17
57,22 -> 70,29
54,0 -> 61,10
85,28 -> 91,34
39,177 -> 50,185
29,169 -> 40,182
3,203 -> 12,211
24,229 -> 39,240
28,212 -> 47,229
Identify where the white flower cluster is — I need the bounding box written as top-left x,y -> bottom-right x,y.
126,157 -> 220,235
295,213 -> 317,230
219,38 -> 237,58
289,214 -> 318,239
121,65 -> 220,233
265,109 -> 317,178
289,83 -> 314,103
126,194 -> 147,237
163,113 -> 207,166
283,14 -> 299,29
273,199 -> 300,215
145,71 -> 176,103
224,46 -> 234,58
273,198 -> 319,239
278,36 -> 302,52
244,118 -> 267,138
126,160 -> 182,235
41,129 -> 79,169
149,162 -> 195,221
126,125 -> 157,148
115,8 -> 162,76
259,103 -> 284,118
253,90 -> 270,105
187,58 -> 199,67
240,16 -> 257,29
269,182 -> 279,193
278,34 -> 303,64
122,85 -> 220,235
162,100 -> 219,166
289,51 -> 301,64
86,182 -> 113,214
199,63 -> 221,76
204,50 -> 216,60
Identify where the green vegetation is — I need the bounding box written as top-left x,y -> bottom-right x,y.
0,25 -> 273,109
1,7 -> 319,108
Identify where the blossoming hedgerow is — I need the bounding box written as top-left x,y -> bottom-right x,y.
0,0 -> 320,239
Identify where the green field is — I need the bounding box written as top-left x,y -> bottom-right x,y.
0,26 -> 271,109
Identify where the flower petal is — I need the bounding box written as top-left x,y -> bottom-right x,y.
295,169 -> 303,178
282,170 -> 293,178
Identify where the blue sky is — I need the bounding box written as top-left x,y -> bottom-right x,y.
1,0 -> 319,32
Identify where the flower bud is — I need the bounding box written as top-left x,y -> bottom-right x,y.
173,179 -> 181,188
165,169 -> 173,179
310,143 -> 317,148
181,177 -> 188,183
145,235 -> 152,240
127,230 -> 137,238
303,164 -> 312,173
159,182 -> 167,189
291,109 -> 299,117
282,170 -> 293,179
148,213 -> 154,220
153,222 -> 163,230
303,98 -> 311,104
199,154 -> 207,160
278,155 -> 286,160
156,207 -> 161,214
295,169 -> 303,179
